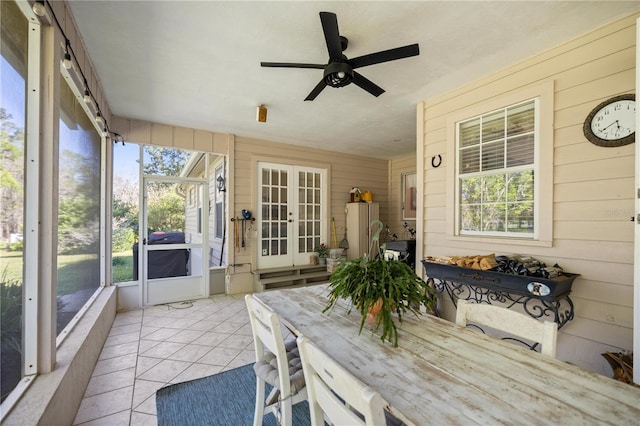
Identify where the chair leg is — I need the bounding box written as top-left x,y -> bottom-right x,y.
280,399 -> 293,426
254,378 -> 266,426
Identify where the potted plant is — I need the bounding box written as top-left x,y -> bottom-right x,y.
315,243 -> 329,265
322,244 -> 437,347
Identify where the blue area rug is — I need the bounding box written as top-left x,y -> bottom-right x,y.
156,363 -> 310,426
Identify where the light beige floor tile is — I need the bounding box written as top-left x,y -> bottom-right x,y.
137,359 -> 191,382
183,310 -> 215,320
134,393 -> 157,416
84,367 -> 136,397
167,343 -> 214,362
76,293 -> 253,426
197,346 -> 243,366
140,325 -> 161,338
74,386 -> 134,424
112,311 -> 143,327
136,356 -> 164,377
186,319 -> 218,332
92,353 -> 138,377
109,322 -> 142,336
140,341 -> 185,359
74,409 -> 131,426
130,411 -> 157,426
138,339 -> 161,354
211,321 -> 244,334
191,331 -> 229,347
164,329 -> 205,344
235,323 -> 254,336
142,327 -> 182,341
218,333 -> 253,350
170,363 -> 223,384
142,316 -> 179,328
163,317 -> 200,329
104,331 -> 141,347
132,378 -> 166,409
99,341 -> 139,360
227,349 -> 256,369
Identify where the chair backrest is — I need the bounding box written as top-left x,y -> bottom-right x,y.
455,299 -> 558,357
245,294 -> 292,396
297,335 -> 388,426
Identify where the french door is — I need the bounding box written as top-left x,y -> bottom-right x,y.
257,163 -> 327,269
141,177 -> 208,305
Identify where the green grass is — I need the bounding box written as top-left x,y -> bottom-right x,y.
0,250 -> 23,283
1,249 -> 136,287
112,251 -> 134,283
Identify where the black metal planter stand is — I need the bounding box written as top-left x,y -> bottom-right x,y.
422,261 -> 579,329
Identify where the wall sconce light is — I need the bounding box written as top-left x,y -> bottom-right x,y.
256,105 -> 267,123
216,175 -> 226,192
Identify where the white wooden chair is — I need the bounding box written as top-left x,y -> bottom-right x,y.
297,335 -> 389,426
455,299 -> 558,357
245,294 -> 307,426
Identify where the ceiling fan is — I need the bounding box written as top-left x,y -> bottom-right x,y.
260,11 -> 420,101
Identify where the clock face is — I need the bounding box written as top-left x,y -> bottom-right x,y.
583,94 -> 636,147
590,100 -> 635,140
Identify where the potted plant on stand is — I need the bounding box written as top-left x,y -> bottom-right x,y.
322,221 -> 436,347
315,243 -> 329,265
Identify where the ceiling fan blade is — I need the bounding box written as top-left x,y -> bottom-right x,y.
320,12 -> 343,59
261,62 -> 326,69
350,43 -> 420,69
305,80 -> 327,101
352,72 -> 385,97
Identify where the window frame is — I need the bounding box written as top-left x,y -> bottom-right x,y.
446,81 -> 554,247
456,99 -> 537,238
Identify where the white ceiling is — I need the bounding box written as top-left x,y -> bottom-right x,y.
67,1 -> 639,159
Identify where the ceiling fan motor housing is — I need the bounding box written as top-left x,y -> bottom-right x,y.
323,61 -> 353,87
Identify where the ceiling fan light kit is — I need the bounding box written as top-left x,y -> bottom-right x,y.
324,62 -> 353,88
261,11 -> 419,101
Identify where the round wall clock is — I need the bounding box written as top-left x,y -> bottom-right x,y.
583,94 -> 636,147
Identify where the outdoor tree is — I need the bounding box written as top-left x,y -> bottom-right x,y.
0,108 -> 24,242
143,146 -> 190,176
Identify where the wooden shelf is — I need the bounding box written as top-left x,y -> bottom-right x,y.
254,265 -> 330,291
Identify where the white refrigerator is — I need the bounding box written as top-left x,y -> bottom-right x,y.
346,202 -> 380,259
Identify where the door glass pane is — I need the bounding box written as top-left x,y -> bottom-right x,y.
1,0 -> 27,402
260,167 -> 288,259
298,171 -> 322,255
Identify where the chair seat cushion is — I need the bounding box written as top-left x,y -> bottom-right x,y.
254,339 -> 306,394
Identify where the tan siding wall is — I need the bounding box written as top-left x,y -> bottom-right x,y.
110,116 -> 230,155
389,156 -> 417,238
233,136 -> 389,276
419,13 -> 638,375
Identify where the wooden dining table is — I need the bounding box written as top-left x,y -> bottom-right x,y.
253,284 -> 640,426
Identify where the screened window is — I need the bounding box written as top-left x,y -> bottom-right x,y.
57,76 -> 102,335
457,100 -> 536,236
0,0 -> 27,402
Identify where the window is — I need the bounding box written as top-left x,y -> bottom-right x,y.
457,100 -> 536,237
57,76 -> 102,335
447,81 -> 553,246
0,0 -> 27,402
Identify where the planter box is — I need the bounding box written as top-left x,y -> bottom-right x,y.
422,260 -> 579,300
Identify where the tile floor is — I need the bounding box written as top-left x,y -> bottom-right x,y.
72,293 -> 257,425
